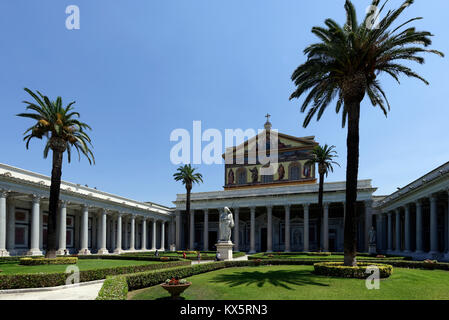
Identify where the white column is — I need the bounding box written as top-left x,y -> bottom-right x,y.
129,215 -> 135,251
387,212 -> 393,252
189,210 -> 195,250
141,218 -> 147,250
98,210 -> 109,254
266,205 -> 273,252
6,198 -> 15,254
79,205 -> 91,255
284,204 -> 291,252
122,215 -> 129,250
111,216 -> 116,251
203,209 -> 209,251
430,195 -> 438,254
404,204 -> 411,253
234,208 -> 239,251
160,221 -> 165,250
415,201 -> 423,253
114,213 -> 123,254
303,203 -> 309,252
395,208 -> 401,252
39,205 -> 44,251
175,210 -> 181,250
27,195 -> 43,256
0,191 -> 9,256
249,206 -> 256,253
152,219 -> 157,250
56,201 -> 67,255
323,202 -> 329,252
96,212 -> 101,251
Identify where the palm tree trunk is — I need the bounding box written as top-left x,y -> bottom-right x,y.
186,186 -> 191,250
317,172 -> 324,252
46,150 -> 63,258
344,100 -> 361,266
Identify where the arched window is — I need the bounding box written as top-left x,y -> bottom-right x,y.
289,162 -> 301,181
236,168 -> 247,185
303,163 -> 312,178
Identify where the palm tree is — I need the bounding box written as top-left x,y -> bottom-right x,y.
17,88 -> 94,258
306,144 -> 339,252
173,164 -> 203,249
289,0 -> 443,265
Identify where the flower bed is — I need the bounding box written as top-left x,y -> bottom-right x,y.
19,257 -> 78,266
313,262 -> 393,279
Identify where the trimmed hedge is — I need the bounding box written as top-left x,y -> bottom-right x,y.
0,259 -> 190,290
19,257 -> 78,266
77,255 -> 181,262
313,262 -> 393,279
121,251 -> 246,261
97,276 -> 128,300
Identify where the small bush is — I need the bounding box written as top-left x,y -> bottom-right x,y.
19,257 -> 78,265
96,276 -> 128,300
307,252 -> 332,256
313,262 -> 393,279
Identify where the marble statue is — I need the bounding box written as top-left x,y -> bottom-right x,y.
368,226 -> 377,245
219,207 -> 235,242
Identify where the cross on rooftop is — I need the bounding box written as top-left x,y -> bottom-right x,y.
265,113 -> 271,122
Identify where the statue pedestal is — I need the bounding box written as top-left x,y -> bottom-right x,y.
368,244 -> 377,255
216,241 -> 234,261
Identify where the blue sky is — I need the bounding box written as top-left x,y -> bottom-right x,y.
1,0 -> 448,207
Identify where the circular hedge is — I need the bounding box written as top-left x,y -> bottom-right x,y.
313,262 -> 393,279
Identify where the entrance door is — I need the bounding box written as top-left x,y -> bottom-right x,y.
260,228 -> 267,252
208,231 -> 217,251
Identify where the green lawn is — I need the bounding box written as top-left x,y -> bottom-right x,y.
129,265 -> 449,300
0,259 -> 161,275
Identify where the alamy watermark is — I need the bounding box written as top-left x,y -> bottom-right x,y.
169,121 -> 279,176
65,265 -> 80,286
365,265 -> 380,290
65,5 -> 80,30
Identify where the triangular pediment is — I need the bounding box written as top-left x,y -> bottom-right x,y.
222,130 -> 318,158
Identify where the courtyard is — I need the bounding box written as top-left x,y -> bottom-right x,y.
128,264 -> 449,300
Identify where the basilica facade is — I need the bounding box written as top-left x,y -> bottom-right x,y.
173,119 -> 376,253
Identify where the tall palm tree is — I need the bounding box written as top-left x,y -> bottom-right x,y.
289,0 -> 443,265
306,144 -> 339,252
17,88 -> 94,258
173,164 -> 203,249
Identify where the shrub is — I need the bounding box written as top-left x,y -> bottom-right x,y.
96,276 -> 128,300
77,255 -> 180,262
313,262 -> 393,279
19,257 -> 78,265
307,252 -> 332,256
